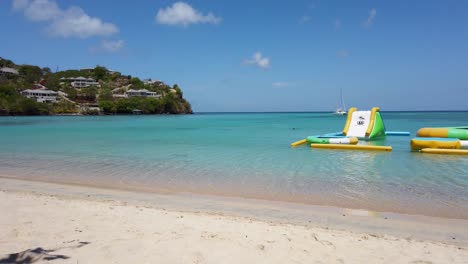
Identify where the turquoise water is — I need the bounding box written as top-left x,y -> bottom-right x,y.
0,112 -> 467,218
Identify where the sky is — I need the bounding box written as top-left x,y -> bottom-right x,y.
1,0 -> 468,112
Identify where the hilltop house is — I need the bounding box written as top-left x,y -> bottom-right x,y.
21,89 -> 58,103
60,77 -> 101,88
80,68 -> 119,75
0,67 -> 19,76
143,79 -> 165,86
126,89 -> 160,98
113,89 -> 160,99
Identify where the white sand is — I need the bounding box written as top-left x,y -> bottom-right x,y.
0,178 -> 467,264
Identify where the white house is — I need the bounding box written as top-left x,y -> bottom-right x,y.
143,79 -> 165,86
60,77 -> 100,88
0,67 -> 19,76
21,89 -> 58,103
125,89 -> 160,98
80,68 -> 119,75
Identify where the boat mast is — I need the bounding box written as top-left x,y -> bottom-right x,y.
340,89 -> 346,110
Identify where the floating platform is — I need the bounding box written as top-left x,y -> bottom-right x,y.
290,107 -> 407,151
411,137 -> 468,151
310,144 -> 392,151
417,127 -> 468,140
290,139 -> 307,147
386,131 -> 410,136
420,148 -> 468,155
306,136 -> 358,145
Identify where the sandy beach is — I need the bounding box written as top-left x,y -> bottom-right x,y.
1,178 -> 467,264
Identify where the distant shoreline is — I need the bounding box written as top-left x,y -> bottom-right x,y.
0,112 -> 193,117
1,110 -> 467,116
194,110 -> 468,114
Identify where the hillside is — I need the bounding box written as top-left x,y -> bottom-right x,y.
0,57 -> 192,115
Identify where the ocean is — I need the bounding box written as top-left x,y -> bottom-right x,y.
1,112 -> 467,218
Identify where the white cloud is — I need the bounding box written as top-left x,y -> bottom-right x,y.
47,7 -> 118,38
156,2 -> 221,27
12,0 -> 118,38
272,82 -> 295,88
363,8 -> 377,27
16,0 -> 61,21
244,52 -> 271,69
336,49 -> 350,58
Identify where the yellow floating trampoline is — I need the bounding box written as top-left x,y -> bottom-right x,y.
311,144 -> 392,151
420,148 -> 468,155
417,127 -> 468,140
410,137 -> 462,151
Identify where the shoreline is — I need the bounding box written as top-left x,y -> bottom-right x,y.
1,177 -> 467,246
1,173 -> 467,221
1,177 -> 467,263
1,110 -> 468,116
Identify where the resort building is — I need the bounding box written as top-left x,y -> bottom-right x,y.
80,68 -> 119,75
125,89 -> 160,98
21,89 -> 58,103
143,79 -> 165,86
0,67 -> 19,76
60,77 -> 101,88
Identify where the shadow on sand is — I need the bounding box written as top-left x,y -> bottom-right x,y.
0,241 -> 90,264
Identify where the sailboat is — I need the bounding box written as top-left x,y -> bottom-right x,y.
334,89 -> 347,115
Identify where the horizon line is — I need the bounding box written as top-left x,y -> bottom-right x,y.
194,110 -> 468,114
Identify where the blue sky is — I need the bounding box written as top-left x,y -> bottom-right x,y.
1,0 -> 468,112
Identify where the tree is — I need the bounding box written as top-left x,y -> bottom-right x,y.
115,98 -> 137,113
137,97 -> 163,114
99,100 -> 116,114
18,65 -> 43,85
130,77 -> 144,89
110,72 -> 121,81
42,67 -> 52,75
79,87 -> 97,102
0,82 -> 17,115
13,98 -> 51,115
0,98 -> 9,115
99,86 -> 113,101
93,65 -> 108,80
162,93 -> 179,114
63,87 -> 77,101
0,59 -> 14,68
54,100 -> 77,114
173,84 -> 183,98
43,73 -> 60,91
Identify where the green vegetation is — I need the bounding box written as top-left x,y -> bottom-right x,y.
0,58 -> 193,115
98,93 -> 192,115
0,83 -> 52,115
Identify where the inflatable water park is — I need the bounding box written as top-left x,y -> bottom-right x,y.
411,127 -> 468,155
291,107 -> 468,155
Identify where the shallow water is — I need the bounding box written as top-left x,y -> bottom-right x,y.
0,112 -> 467,218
